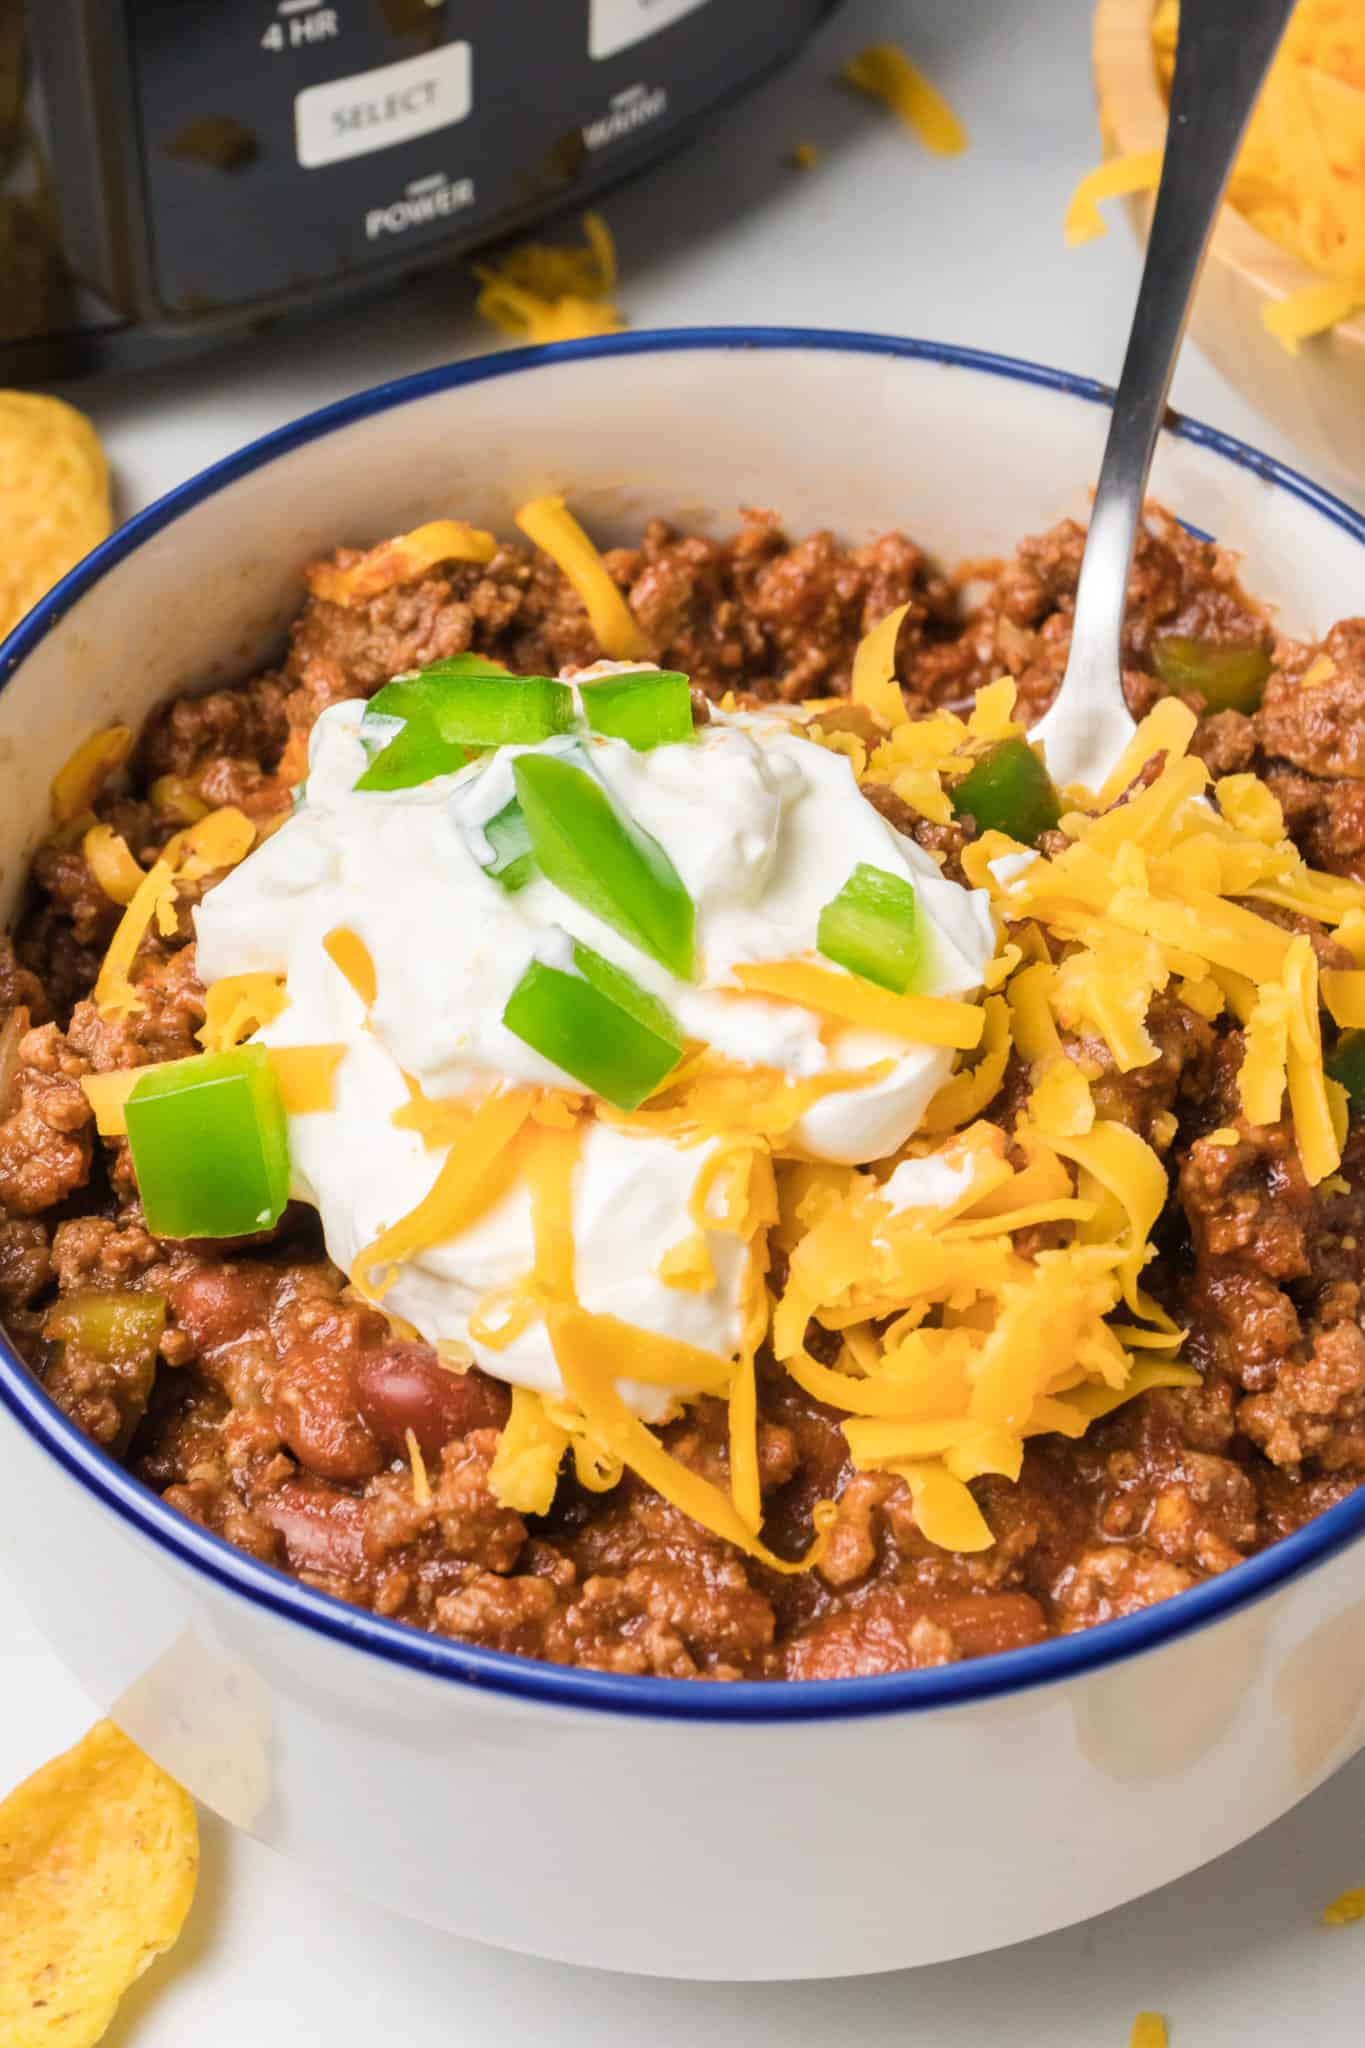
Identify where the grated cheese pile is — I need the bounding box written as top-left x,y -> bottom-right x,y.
1070,0 -> 1365,349
473,211 -> 628,347
80,536 -> 1365,1570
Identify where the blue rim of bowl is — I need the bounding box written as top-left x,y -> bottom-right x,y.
3,326 -> 1364,1724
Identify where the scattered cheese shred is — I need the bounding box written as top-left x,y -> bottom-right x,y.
489,1387 -> 571,1516
306,521 -> 498,609
842,43 -> 969,156
266,1043 -> 346,1115
474,211 -> 627,346
514,495 -> 647,660
92,859 -> 177,1019
732,959 -> 985,1051
166,805 -> 256,879
197,973 -> 289,1053
548,1305 -> 823,1573
850,602 -> 911,731
50,724 -> 131,824
353,1089 -> 534,1301
323,926 -> 377,1007
1129,2016 -> 1168,2048
1322,967 -> 1365,1027
1063,150 -> 1163,246
1323,1885 -> 1365,1927
83,823 -> 144,905
405,1427 -> 432,1508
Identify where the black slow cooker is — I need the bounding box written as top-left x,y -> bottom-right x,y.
0,0 -> 837,378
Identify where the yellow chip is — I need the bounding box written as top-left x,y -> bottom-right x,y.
0,391 -> 112,641
0,1718 -> 199,2047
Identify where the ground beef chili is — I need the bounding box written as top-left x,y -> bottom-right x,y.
7,506 -> 1365,1682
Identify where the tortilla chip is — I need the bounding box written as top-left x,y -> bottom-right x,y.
0,391 -> 112,640
0,1718 -> 199,2047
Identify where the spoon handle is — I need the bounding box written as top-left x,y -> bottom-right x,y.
1065,0 -> 1297,706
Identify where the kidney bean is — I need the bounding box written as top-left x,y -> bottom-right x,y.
353,1345 -> 510,1461
260,1482 -> 367,1577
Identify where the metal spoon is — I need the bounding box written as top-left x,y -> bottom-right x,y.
1031,0 -> 1298,792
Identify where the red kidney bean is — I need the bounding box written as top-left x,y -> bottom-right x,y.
259,1482 -> 367,1577
352,1345 -> 510,1460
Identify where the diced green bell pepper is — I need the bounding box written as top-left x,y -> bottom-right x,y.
952,737 -> 1061,844
1326,1029 -> 1365,1114
126,1044 -> 291,1239
356,715 -> 470,792
481,798 -> 536,892
503,939 -> 683,1109
357,655 -> 573,790
1151,636 -> 1272,715
511,751 -> 695,979
818,862 -> 925,992
44,1289 -> 167,1366
422,659 -> 575,747
581,669 -> 693,750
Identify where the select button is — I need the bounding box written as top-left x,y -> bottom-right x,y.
295,43 -> 473,169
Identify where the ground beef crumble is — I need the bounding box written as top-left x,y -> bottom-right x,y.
6,506 -> 1365,1682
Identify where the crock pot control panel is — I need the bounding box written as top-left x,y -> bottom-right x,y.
112,0 -> 830,319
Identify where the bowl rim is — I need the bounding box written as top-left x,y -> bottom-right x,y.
1091,0 -> 1365,341
4,323 -> 1365,1725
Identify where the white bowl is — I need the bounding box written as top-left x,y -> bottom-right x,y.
3,330 -> 1365,1982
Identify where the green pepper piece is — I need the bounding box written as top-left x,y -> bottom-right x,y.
482,798 -> 536,892
952,737 -> 1061,844
43,1289 -> 168,1452
1326,1030 -> 1365,1113
372,655 -> 574,747
44,1289 -> 167,1366
512,751 -> 696,980
581,669 -> 693,750
126,1044 -> 291,1239
1151,636 -> 1272,715
356,716 -> 470,792
817,863 -> 924,993
503,940 -> 684,1109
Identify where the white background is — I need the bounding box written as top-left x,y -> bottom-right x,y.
9,0 -> 1365,2041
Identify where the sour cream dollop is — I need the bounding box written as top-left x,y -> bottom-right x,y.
195,695 -> 994,1415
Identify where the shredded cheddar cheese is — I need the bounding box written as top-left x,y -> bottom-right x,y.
323,927 -> 377,1007
306,521 -> 498,608
731,960 -> 985,1050
92,859 -> 178,1019
850,600 -> 911,730
83,823 -> 145,905
842,43 -> 969,156
514,495 -> 647,660
405,1427 -> 432,1508
474,211 -> 627,346
1076,0 -> 1365,348
50,725 -> 132,825
1064,151 -> 1163,246
1323,1885 -> 1365,1926
353,1088 -> 533,1302
1129,2016 -> 1168,2048
197,973 -> 289,1053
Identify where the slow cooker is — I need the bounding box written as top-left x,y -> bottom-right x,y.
0,0 -> 836,378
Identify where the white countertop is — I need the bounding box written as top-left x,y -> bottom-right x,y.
10,0 -> 1365,2039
